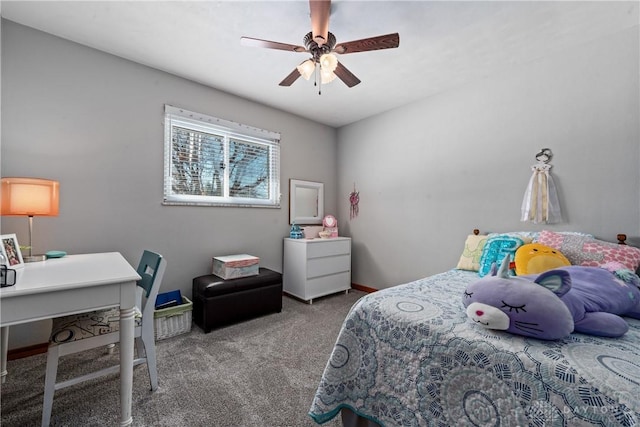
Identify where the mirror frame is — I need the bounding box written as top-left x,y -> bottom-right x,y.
289,179 -> 324,225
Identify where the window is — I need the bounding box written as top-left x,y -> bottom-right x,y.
163,105 -> 280,207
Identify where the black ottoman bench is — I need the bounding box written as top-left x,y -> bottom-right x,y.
192,268 -> 282,333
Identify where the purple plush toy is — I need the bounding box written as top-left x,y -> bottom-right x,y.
462,256 -> 640,340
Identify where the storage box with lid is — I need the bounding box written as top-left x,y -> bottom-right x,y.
212,254 -> 260,280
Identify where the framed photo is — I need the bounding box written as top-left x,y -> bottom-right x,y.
1,234 -> 24,269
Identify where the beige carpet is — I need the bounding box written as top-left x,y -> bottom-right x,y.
1,290 -> 365,427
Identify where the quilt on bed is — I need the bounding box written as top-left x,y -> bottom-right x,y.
309,269 -> 640,426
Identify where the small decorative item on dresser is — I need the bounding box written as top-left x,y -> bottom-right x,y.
318,231 -> 331,239
290,222 -> 304,239
323,215 -> 338,237
323,215 -> 337,228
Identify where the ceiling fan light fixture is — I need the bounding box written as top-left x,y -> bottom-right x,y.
297,59 -> 316,80
241,1 -> 399,91
319,53 -> 338,73
320,69 -> 337,84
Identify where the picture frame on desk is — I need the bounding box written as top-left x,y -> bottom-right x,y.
1,234 -> 24,269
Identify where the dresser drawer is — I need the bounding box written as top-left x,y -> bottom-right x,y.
306,271 -> 351,300
307,240 -> 350,259
307,255 -> 350,279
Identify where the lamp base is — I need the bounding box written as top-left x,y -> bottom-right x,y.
24,254 -> 47,263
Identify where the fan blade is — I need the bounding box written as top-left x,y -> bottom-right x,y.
241,37 -> 306,53
310,0 -> 331,46
334,33 -> 399,55
333,62 -> 361,87
279,69 -> 302,86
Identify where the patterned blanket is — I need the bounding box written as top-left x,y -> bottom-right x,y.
309,269 -> 640,426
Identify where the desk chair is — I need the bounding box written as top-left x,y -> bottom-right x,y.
42,250 -> 166,426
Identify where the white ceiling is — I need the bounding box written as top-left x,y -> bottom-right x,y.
2,1 -> 637,128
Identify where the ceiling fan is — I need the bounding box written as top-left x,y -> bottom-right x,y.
240,0 -> 399,93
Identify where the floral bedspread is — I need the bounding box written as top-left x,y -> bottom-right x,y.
309,269 -> 640,426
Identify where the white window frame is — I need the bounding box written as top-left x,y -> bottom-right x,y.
163,105 -> 281,208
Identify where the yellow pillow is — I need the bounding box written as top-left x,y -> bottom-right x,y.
456,234 -> 488,271
514,243 -> 570,275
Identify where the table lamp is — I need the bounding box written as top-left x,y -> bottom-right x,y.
1,177 -> 59,262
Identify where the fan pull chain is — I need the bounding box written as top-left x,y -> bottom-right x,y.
314,63 -> 318,88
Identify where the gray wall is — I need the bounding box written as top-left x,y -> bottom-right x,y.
1,20 -> 337,348
337,26 -> 640,289
3,19 -> 640,348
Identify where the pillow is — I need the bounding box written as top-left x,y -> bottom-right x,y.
531,230 -> 594,242
514,243 -> 571,276
478,235 -> 529,277
456,234 -> 488,271
537,230 -> 640,271
488,231 -> 539,241
486,231 -> 594,242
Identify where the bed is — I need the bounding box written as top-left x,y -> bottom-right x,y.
309,231 -> 640,427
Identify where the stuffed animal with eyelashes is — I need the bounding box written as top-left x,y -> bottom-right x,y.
462,256 -> 640,340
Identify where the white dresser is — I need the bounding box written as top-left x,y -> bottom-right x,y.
283,237 -> 351,304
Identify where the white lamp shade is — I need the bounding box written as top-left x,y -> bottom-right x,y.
297,59 -> 316,81
321,69 -> 337,84
319,53 -> 338,73
1,177 -> 60,216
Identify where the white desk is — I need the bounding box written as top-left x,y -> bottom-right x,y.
0,252 -> 140,426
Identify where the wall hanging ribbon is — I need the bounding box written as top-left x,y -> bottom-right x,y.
520,148 -> 562,224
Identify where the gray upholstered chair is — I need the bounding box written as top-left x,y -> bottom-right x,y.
41,250 -> 166,426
